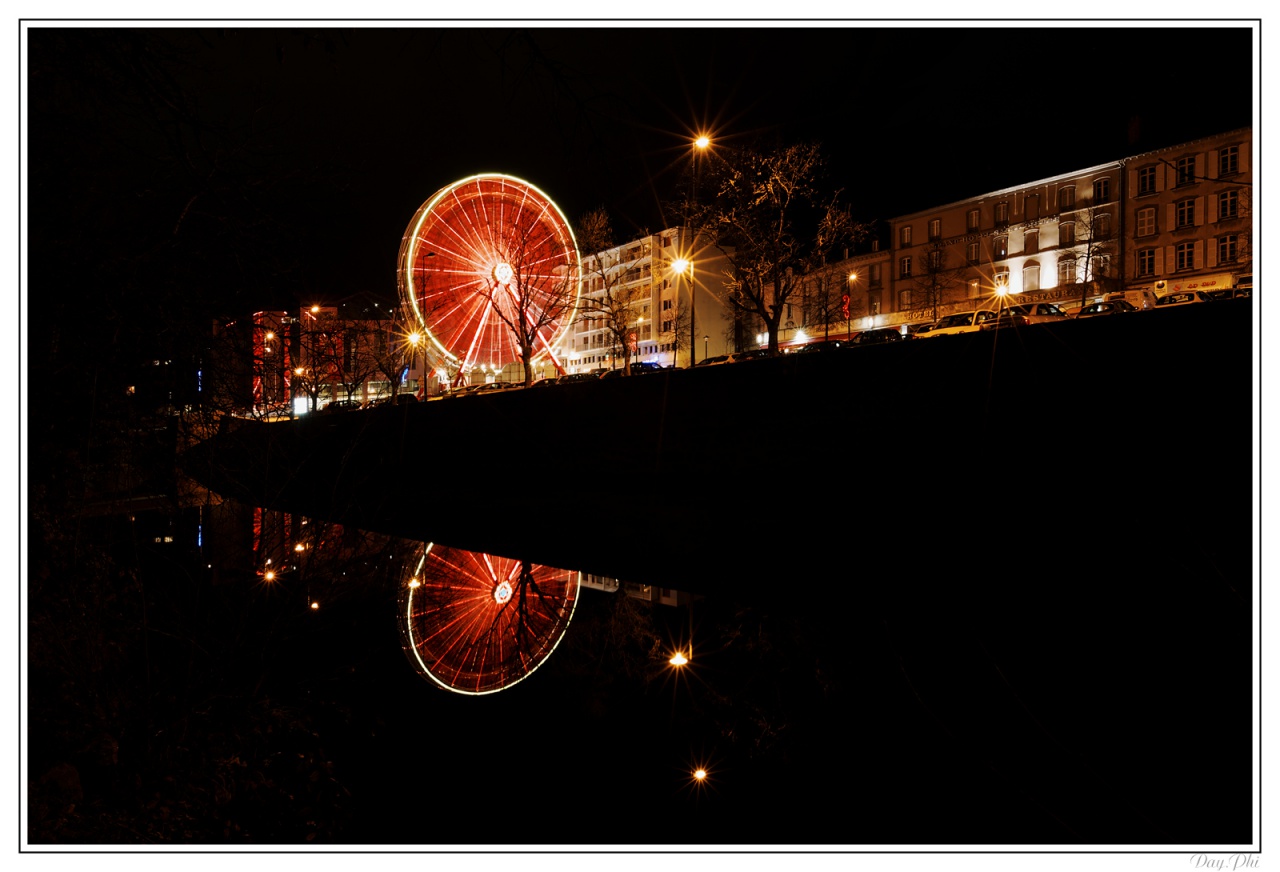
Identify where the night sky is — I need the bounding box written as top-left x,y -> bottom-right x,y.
25,23 -> 1256,315
22,19 -> 1261,858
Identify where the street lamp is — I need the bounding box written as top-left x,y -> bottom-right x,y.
673,258 -> 695,367
846,271 -> 858,339
703,334 -> 709,360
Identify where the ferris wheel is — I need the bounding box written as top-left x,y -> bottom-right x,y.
396,174 -> 581,382
397,543 -> 580,695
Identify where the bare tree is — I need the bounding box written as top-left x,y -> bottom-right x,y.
692,142 -> 867,354
1068,197 -> 1121,309
473,209 -> 580,387
912,239 -> 967,324
574,208 -> 649,376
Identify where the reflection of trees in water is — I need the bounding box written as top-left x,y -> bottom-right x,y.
399,546 -> 578,694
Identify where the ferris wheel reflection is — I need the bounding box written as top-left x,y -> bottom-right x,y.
397,543 -> 579,695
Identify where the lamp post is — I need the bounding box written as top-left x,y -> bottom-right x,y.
686,134 -> 710,368
703,334 -> 709,360
673,258 -> 695,367
846,271 -> 858,339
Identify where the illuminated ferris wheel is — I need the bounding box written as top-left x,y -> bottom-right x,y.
396,174 -> 581,382
397,543 -> 580,695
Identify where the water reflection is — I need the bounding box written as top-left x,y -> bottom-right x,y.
397,544 -> 578,695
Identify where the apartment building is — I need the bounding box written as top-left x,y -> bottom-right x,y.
567,226 -> 732,371
1124,128 -> 1253,295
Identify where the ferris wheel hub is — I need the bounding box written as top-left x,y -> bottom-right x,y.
493,262 -> 514,285
493,580 -> 514,604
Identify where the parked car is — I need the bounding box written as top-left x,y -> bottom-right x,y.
695,354 -> 730,366
847,327 -> 904,346
558,371 -> 603,384
982,302 -> 1069,331
530,377 -> 560,388
906,322 -> 938,338
790,340 -> 848,354
727,348 -> 772,363
1075,299 -> 1138,318
1154,290 -> 1214,308
921,309 -> 998,337
322,399 -> 364,413
600,361 -> 665,379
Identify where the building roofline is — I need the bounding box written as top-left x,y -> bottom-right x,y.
892,160 -> 1123,223
1117,126 -> 1252,164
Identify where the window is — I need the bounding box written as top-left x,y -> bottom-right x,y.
966,242 -> 979,263
1024,230 -> 1038,254
1060,222 -> 1075,246
1218,235 -> 1238,263
993,269 -> 1009,290
869,263 -> 882,286
899,289 -> 912,308
1137,249 -> 1156,277
1095,213 -> 1112,239
1059,186 -> 1075,210
1176,241 -> 1195,271
899,256 -> 912,278
995,201 -> 1009,225
1058,256 -> 1076,285
1023,264 -> 1040,292
1220,145 -> 1239,175
871,238 -> 880,252
662,299 -> 672,310
1219,190 -> 1239,219
928,218 -> 941,240
1137,207 -> 1156,237
1095,254 -> 1112,278
1138,166 -> 1157,195
1177,156 -> 1196,186
1177,198 -> 1196,228
900,225 -> 913,247
1094,177 -> 1111,204
994,236 -> 1008,259
662,320 -> 672,332
967,209 -> 980,231
927,249 -> 941,269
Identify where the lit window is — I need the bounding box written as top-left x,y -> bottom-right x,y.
995,202 -> 1009,225
1094,177 -> 1111,204
900,225 -> 913,247
1219,190 -> 1239,219
967,209 -> 980,231
1176,241 -> 1195,271
1218,235 -> 1238,263
1023,264 -> 1040,292
1059,186 -> 1075,210
1058,257 -> 1076,285
1138,166 -> 1157,195
1177,156 -> 1196,186
928,218 -> 941,240
927,249 -> 940,269
1060,222 -> 1075,246
1095,254 -> 1112,278
967,242 -> 979,263
1220,145 -> 1239,175
1177,198 -> 1196,228
1137,207 -> 1156,237
899,256 -> 912,278
1095,213 -> 1112,239
1137,249 -> 1156,277
994,236 -> 1008,259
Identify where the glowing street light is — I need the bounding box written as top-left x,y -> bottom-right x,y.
669,650 -> 689,667
694,135 -> 711,151
672,258 -> 695,367
693,768 -> 707,781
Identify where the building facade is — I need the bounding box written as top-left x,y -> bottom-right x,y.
1122,128 -> 1253,296
567,226 -> 733,371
